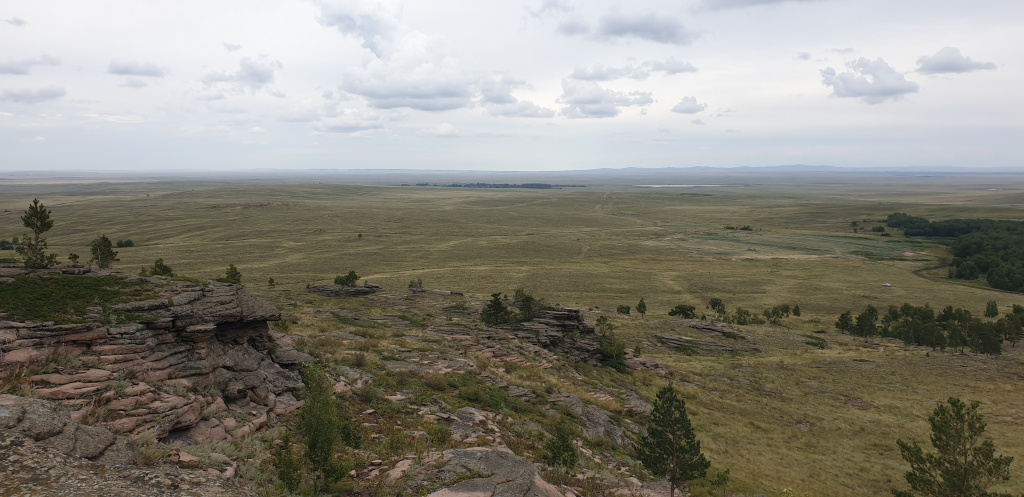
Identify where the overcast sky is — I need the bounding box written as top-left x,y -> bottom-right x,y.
1,0 -> 1020,171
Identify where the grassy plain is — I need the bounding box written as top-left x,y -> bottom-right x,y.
2,172 -> 1024,496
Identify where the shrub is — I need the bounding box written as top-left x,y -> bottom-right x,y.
598,331 -> 628,372
144,258 -> 174,277
334,271 -> 359,286
733,308 -> 752,325
428,422 -> 452,447
543,417 -> 580,468
295,364 -> 360,492
218,264 -> 242,284
273,433 -> 303,493
616,305 -> 631,315
669,304 -> 697,318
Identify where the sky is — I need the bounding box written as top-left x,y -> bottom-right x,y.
1,0 -> 1021,171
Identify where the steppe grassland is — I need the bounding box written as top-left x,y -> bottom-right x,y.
3,176 -> 1024,496
2,179 -> 1021,321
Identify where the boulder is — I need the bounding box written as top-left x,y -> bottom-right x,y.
427,448 -> 564,497
177,450 -> 200,469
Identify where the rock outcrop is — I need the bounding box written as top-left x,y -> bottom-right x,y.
0,394 -> 136,465
427,447 -> 565,497
0,274 -> 312,439
306,283 -> 381,297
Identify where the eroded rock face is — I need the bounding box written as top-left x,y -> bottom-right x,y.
0,277 -> 312,439
0,394 -> 136,464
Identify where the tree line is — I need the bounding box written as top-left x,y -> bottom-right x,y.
885,212 -> 1024,293
835,302 -> 1023,355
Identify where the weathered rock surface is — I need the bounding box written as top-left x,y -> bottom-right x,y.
0,276 -> 312,438
306,283 -> 382,297
427,447 -> 565,497
0,394 -> 136,464
547,392 -> 628,448
0,430 -> 254,496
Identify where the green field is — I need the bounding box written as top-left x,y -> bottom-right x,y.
2,172 -> 1024,496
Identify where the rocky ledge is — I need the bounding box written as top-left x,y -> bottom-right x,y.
0,273 -> 312,440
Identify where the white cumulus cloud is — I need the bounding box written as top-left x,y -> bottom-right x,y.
820,58 -> 918,104
558,79 -> 653,118
202,57 -> 280,93
671,96 -> 706,114
313,0 -> 401,58
916,47 -> 996,75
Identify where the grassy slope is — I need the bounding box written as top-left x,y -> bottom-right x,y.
2,175 -> 1024,495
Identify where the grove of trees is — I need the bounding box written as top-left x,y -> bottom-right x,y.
886,213 -> 1024,293
835,303 -> 1021,354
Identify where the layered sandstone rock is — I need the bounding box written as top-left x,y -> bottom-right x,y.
0,274 -> 311,439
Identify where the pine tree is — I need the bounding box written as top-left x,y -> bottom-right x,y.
836,311 -> 854,334
637,297 -> 647,320
893,397 -> 1013,497
481,293 -> 511,325
223,264 -> 242,284
637,384 -> 710,497
17,198 -> 58,269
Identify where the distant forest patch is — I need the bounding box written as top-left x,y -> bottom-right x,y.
886,212 -> 1024,293
403,182 -> 585,189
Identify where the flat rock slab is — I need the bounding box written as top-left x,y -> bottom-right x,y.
428,448 -> 564,497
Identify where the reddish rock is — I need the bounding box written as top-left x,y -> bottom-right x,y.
4,348 -> 57,363
177,451 -> 200,469
36,382 -> 110,401
202,396 -> 227,417
105,416 -> 144,434
30,368 -> 112,386
186,419 -> 230,443
124,383 -> 153,396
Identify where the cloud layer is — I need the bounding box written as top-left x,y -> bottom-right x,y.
0,86 -> 66,104
0,1 -> 1017,171
0,55 -> 59,75
568,58 -> 697,81
108,60 -> 166,77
